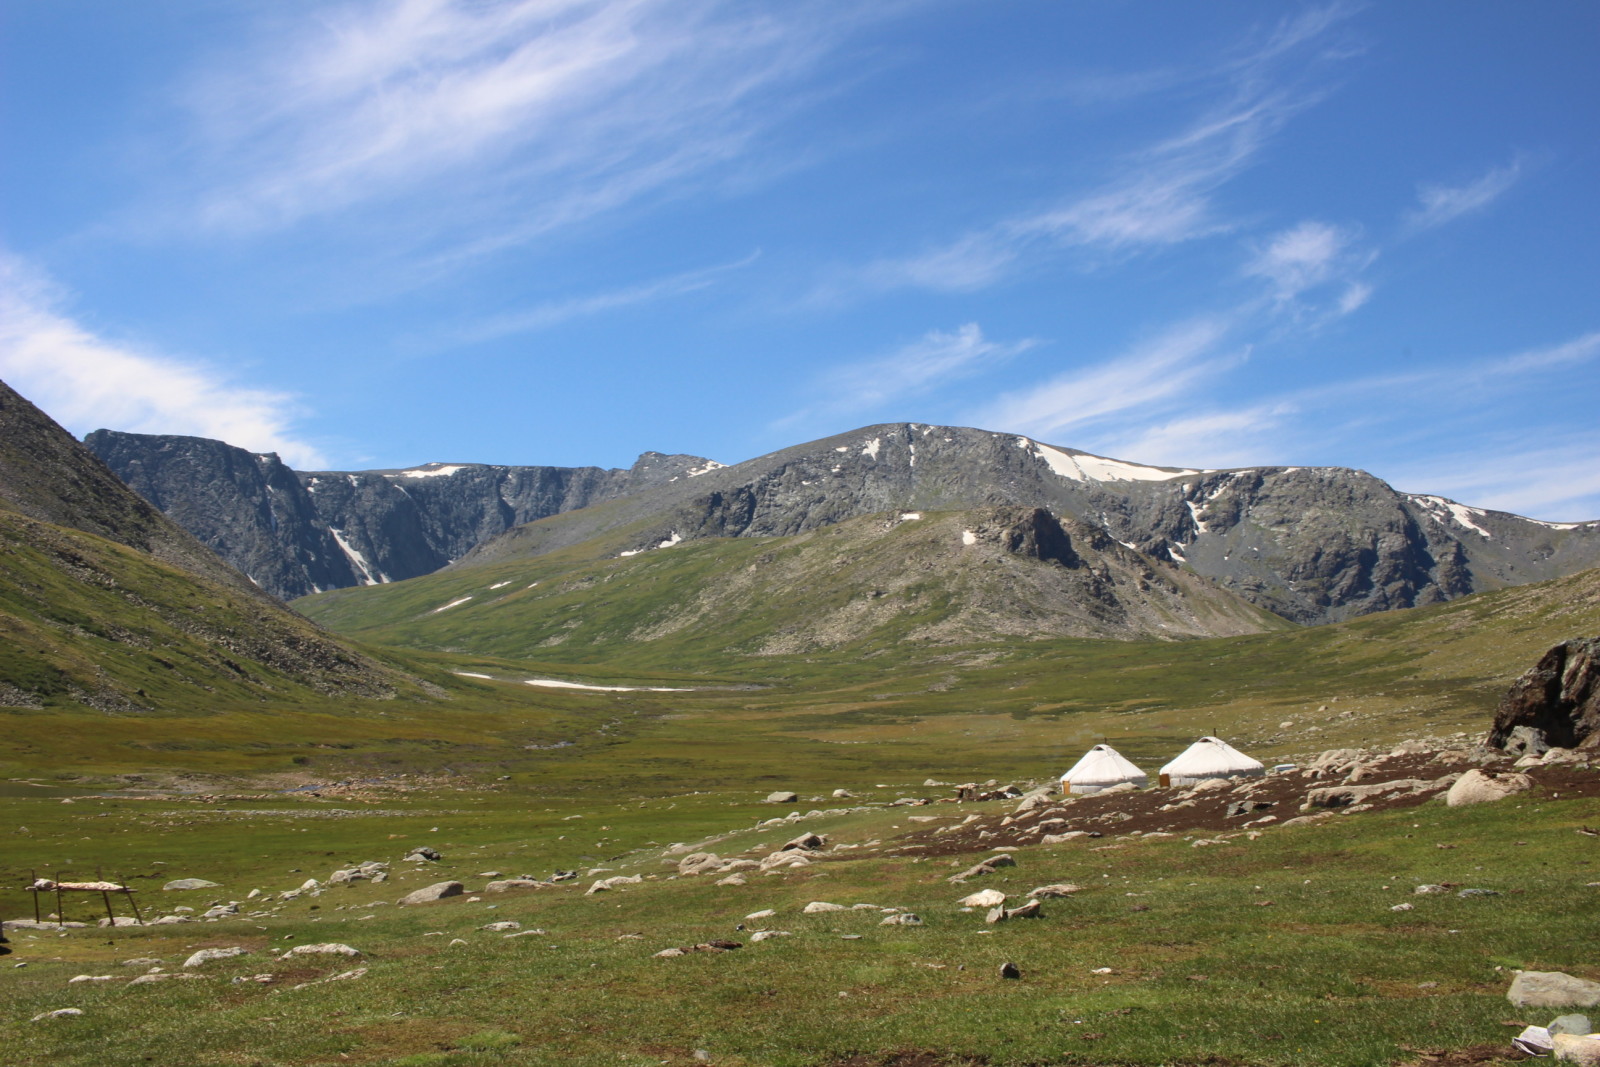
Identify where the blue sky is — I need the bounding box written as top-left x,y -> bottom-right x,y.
3,1 -> 1598,518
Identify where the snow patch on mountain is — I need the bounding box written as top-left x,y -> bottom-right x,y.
431,595 -> 473,614
393,464 -> 468,479
1409,495 -> 1493,539
329,527 -> 387,585
861,437 -> 882,460
686,461 -> 725,477
1017,437 -> 1197,482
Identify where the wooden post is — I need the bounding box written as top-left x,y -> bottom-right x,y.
124,878 -> 144,925
30,869 -> 41,924
54,872 -> 65,926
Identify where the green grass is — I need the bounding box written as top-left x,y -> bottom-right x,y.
2,779 -> 1593,1066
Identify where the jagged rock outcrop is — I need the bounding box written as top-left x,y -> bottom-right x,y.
87,430 -> 714,600
1487,637 -> 1600,751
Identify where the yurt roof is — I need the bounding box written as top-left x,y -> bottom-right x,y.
1159,736 -> 1264,777
1061,743 -> 1148,786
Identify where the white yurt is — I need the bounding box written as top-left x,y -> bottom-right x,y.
1059,744 -> 1148,795
1159,736 -> 1264,787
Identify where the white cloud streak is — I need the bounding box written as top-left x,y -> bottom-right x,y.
854,6 -> 1356,294
448,250 -> 760,346
1388,437 -> 1600,522
177,0 -> 865,249
0,253 -> 325,467
779,323 -> 1034,428
971,317 -> 1245,442
1404,158 -> 1524,232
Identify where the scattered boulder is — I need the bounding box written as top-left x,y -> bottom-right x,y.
781,832 -> 827,852
586,875 -> 642,895
183,947 -> 246,969
1553,1034 -> 1600,1065
1027,884 -> 1082,900
1488,636 -> 1600,752
398,881 -> 464,905
405,846 -> 442,862
832,789 -> 853,799
677,853 -> 722,876
716,874 -> 747,886
803,901 -> 847,914
31,1008 -> 84,1021
279,943 -> 361,959
999,962 -> 1021,980
749,930 -> 792,942
764,791 -> 799,804
1446,768 -> 1534,807
759,851 -> 810,871
1508,971 -> 1600,1009
960,889 -> 1006,908
1414,884 -> 1450,895
1552,1016 -> 1595,1037
880,913 -> 923,926
481,921 -> 520,932
485,879 -> 543,893
162,878 -> 219,891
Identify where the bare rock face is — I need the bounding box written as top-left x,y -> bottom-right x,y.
1487,637 -> 1600,752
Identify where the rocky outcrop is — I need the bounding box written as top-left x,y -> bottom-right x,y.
1488,637 -> 1600,751
86,430 -> 713,600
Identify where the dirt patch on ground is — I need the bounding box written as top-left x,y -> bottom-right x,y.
1394,1043 -> 1531,1065
890,753 -> 1598,858
826,1053 -> 985,1067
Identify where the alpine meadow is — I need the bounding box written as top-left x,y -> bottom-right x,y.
3,4 -> 1599,1067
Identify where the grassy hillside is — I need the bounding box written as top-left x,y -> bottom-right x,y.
296,508 -> 1292,667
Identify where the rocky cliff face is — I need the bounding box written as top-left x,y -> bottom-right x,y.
87,430 -> 712,600
463,423 -> 1600,626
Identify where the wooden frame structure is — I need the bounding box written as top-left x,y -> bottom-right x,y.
27,869 -> 143,926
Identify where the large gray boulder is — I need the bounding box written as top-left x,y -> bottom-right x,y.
162,878 -> 219,891
182,947 -> 246,969
1508,971 -> 1600,1009
398,881 -> 464,905
1446,768 -> 1533,807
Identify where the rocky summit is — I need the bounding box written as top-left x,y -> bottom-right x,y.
89,421 -> 1600,627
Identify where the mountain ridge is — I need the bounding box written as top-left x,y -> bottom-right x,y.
89,421 -> 1600,627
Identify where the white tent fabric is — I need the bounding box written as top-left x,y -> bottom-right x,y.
1159,736 -> 1265,786
1059,744 -> 1148,794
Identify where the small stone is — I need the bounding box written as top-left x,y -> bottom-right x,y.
879,913 -> 923,926
405,846 -> 442,862
69,975 -> 117,983
1414,884 -> 1449,895
655,947 -> 686,958
1457,888 -> 1500,898
1551,1015 -> 1594,1037
748,930 -> 792,942
715,874 -> 747,886
32,1008 -> 83,1021
803,901 -> 846,914
1391,903 -> 1414,912
481,921 -> 520,932
399,881 -> 465,905
745,909 -> 777,920
764,791 -> 799,804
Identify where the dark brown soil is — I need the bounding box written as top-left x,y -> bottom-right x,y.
893,754 -> 1598,858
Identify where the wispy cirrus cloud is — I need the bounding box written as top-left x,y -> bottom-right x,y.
1404,157 -> 1525,232
445,250 -> 760,347
172,0 -> 873,249
850,6 -> 1358,295
778,323 -> 1035,429
970,316 -> 1245,442
0,252 -> 325,467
